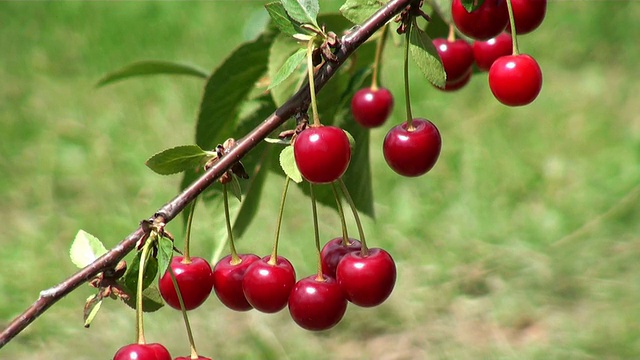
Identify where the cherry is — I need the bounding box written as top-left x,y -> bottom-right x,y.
114,343 -> 171,360
432,38 -> 474,84
472,33 -> 513,72
336,248 -> 396,307
442,69 -> 472,92
158,256 -> 214,311
382,119 -> 442,177
350,87 -> 394,128
320,237 -> 361,279
242,255 -> 296,313
488,54 -> 542,106
505,0 -> 547,35
288,275 -> 347,331
212,253 -> 260,311
451,0 -> 508,40
293,125 -> 351,184
148,343 -> 172,360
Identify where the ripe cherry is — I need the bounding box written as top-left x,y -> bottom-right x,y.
242,256 -> 296,313
288,275 -> 347,331
148,343 -> 172,360
212,254 -> 260,311
451,0 -> 508,40
383,119 -> 442,177
351,87 -> 394,128
505,0 -> 547,35
442,70 -> 472,92
158,256 -> 214,311
320,237 -> 361,278
432,38 -> 474,84
114,343 -> 171,360
336,248 -> 397,307
488,54 -> 542,106
293,126 -> 351,184
473,33 -> 513,72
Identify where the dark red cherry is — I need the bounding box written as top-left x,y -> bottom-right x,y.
488,54 -> 542,106
451,0 -> 508,40
351,87 -> 394,128
242,256 -> 296,313
213,254 -> 260,311
293,126 -> 351,184
158,256 -> 214,311
439,69 -> 472,92
506,0 -> 547,34
288,275 -> 347,331
432,38 -> 474,83
320,237 -> 361,278
114,343 -> 171,360
336,248 -> 396,307
472,33 -> 513,72
382,119 -> 442,177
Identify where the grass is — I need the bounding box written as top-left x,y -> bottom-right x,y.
1,1 -> 640,359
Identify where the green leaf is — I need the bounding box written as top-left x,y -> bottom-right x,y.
228,175 -> 243,202
268,34 -> 305,107
122,284 -> 165,313
69,230 -> 108,269
268,48 -> 306,90
232,148 -> 272,239
279,146 -> 302,183
83,294 -> 102,328
122,251 -> 158,292
265,2 -> 303,36
145,145 -> 208,176
281,0 -> 320,27
156,236 -> 174,278
96,60 -> 207,87
425,5 -> 451,39
409,21 -> 446,88
340,0 -> 385,25
461,0 -> 486,12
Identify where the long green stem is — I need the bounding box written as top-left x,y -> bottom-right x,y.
135,237 -> 154,344
270,176 -> 291,265
330,182 -> 349,245
168,266 -> 199,359
182,198 -> 197,264
403,19 -> 414,130
223,184 -> 241,265
338,179 -> 368,256
505,0 -> 520,55
309,184 -> 324,281
371,24 -> 389,91
306,39 -> 321,126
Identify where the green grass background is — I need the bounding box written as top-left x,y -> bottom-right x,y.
1,1 -> 639,359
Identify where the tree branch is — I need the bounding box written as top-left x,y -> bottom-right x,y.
0,0 -> 411,348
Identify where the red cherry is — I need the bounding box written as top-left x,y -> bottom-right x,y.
382,119 -> 442,177
148,343 -> 172,360
174,357 -> 211,360
158,256 -> 214,311
320,237 -> 361,278
293,126 -> 351,184
473,33 -> 513,72
336,248 -> 396,307
242,256 -> 296,313
114,343 -> 171,360
351,87 -> 394,128
451,0 -> 508,40
441,69 -> 472,92
488,54 -> 542,106
288,275 -> 347,331
432,38 -> 474,83
212,253 -> 260,311
505,0 -> 547,35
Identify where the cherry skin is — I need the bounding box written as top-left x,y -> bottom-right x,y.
212,253 -> 260,311
432,38 -> 474,83
473,33 -> 513,72
451,0 -> 508,40
382,119 -> 442,177
351,87 -> 394,128
320,237 -> 361,278
440,69 -> 472,92
336,248 -> 397,307
158,256 -> 214,311
505,0 -> 547,35
148,343 -> 172,360
489,54 -> 542,106
288,275 -> 348,331
293,126 -> 351,184
242,256 -> 296,313
114,343 -> 171,360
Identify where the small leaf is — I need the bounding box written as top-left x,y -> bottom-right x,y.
279,146 -> 302,183
69,230 -> 108,269
268,48 -> 306,90
343,129 -> 356,150
282,0 -> 320,27
265,2 -> 302,36
268,34 -> 305,107
122,284 -> 165,313
461,0 -> 486,12
156,236 -> 174,279
409,21 -> 446,88
96,60 -> 208,87
264,138 -> 291,145
122,251 -> 158,292
83,294 -> 103,328
340,0 -> 385,24
145,145 -> 208,176
228,176 -> 243,202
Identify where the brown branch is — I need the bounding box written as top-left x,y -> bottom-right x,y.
0,0 -> 412,348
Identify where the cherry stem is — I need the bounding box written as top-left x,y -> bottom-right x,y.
505,0 -> 520,55
403,18 -> 415,131
135,236 -> 154,345
447,23 -> 456,42
223,184 -> 241,265
337,178 -> 368,256
330,182 -> 350,245
168,266 -> 199,359
371,24 -> 389,91
306,39 -> 321,126
309,184 -> 324,281
181,199 -> 197,264
270,176 -> 291,265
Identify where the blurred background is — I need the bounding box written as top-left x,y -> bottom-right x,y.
1,1 -> 639,359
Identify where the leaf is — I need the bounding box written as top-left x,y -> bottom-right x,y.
425,5 -> 451,39
156,236 -> 174,278
340,0 -> 385,25
279,146 -> 302,183
409,21 -> 446,88
145,145 -> 208,176
232,149 -> 272,240
83,294 -> 103,328
268,34 -> 305,107
69,230 -> 108,269
265,2 -> 302,36
268,48 -> 306,90
264,138 -> 291,145
122,251 -> 158,292
461,0 -> 486,12
228,175 -> 243,202
281,0 -> 319,27
96,60 -> 207,87
122,284 -> 165,313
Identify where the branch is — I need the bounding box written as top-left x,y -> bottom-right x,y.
0,0 -> 411,348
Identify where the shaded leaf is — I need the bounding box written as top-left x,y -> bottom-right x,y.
122,284 -> 165,313
409,21 -> 446,88
69,230 -> 108,269
268,47 -> 306,90
96,60 -> 207,87
279,146 -> 302,183
122,251 -> 158,292
145,145 -> 208,176
340,0 -> 385,25
265,2 -> 303,36
461,0 -> 486,12
228,176 -> 243,202
268,34 -> 305,107
282,0 -> 319,27
157,236 -> 174,278
83,294 -> 103,328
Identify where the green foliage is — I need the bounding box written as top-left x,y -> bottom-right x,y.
265,2 -> 305,36
281,0 -> 320,28
268,47 -> 307,90
82,294 -> 102,328
145,145 -> 209,176
279,146 -> 303,183
95,60 -> 207,87
461,0 -> 486,12
409,19 -> 446,87
123,250 -> 158,292
340,0 -> 385,24
122,285 -> 165,313
69,230 -> 107,269
156,236 -> 174,279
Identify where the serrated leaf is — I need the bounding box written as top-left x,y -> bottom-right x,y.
83,294 -> 103,328
157,236 -> 174,278
228,176 -> 243,202
96,60 -> 207,87
123,251 -> 158,292
282,0 -> 319,27
122,284 -> 165,313
69,230 -> 108,269
409,21 -> 446,88
265,2 -> 303,36
268,48 -> 306,90
279,146 -> 302,183
340,0 -> 385,24
145,145 -> 208,176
